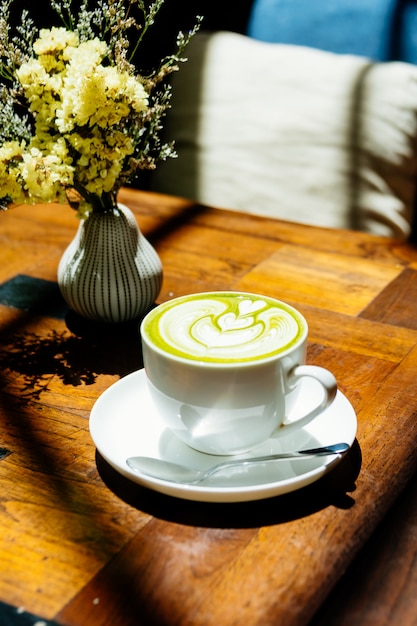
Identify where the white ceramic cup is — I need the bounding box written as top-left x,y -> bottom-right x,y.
140,291 -> 337,455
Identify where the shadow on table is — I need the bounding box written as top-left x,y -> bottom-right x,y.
96,440 -> 362,528
0,310 -> 144,401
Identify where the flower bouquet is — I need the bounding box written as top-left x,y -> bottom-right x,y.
0,0 -> 200,217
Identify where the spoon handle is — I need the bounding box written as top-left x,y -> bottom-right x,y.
202,442 -> 350,479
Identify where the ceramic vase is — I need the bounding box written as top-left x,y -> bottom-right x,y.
57,203 -> 162,323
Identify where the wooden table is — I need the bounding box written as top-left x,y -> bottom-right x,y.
1,187 -> 417,626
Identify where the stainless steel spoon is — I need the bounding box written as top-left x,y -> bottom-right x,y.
126,442 -> 350,485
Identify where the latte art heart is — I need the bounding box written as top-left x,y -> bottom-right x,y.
192,314 -> 264,348
143,293 -> 305,363
217,311 -> 256,332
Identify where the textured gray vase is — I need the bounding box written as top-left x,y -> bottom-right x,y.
57,203 -> 162,323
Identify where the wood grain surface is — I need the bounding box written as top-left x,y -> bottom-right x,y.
1,188 -> 417,626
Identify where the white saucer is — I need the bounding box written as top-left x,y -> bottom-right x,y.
89,369 -> 357,503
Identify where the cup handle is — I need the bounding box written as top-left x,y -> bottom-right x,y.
279,365 -> 338,434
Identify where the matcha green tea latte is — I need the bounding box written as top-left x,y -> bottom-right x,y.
140,291 -> 337,455
142,292 -> 305,363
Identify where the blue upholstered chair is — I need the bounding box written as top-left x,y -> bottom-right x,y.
247,0 -> 417,64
